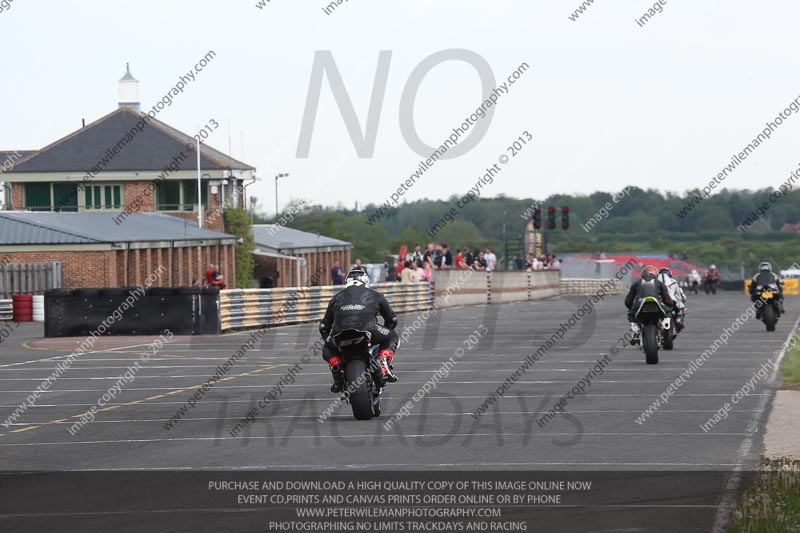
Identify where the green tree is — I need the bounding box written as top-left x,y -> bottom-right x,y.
223,208 -> 255,289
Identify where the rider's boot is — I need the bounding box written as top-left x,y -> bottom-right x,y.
329,356 -> 344,393
629,322 -> 641,346
376,349 -> 397,385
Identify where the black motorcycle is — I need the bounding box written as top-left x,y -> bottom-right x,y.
753,283 -> 781,332
633,296 -> 670,364
331,329 -> 386,420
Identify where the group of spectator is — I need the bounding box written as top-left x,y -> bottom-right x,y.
395,243 -> 498,283
526,253 -> 560,271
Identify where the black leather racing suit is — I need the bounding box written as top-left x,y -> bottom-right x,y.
749,271 -> 783,314
624,274 -> 673,322
320,285 -> 398,362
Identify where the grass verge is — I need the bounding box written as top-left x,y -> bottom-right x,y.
727,459 -> 800,532
781,326 -> 800,386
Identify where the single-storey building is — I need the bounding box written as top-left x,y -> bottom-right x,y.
252,225 -> 351,288
0,212 -> 236,288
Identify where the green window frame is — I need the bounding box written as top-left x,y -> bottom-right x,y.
23,183 -> 53,211
84,185 -> 122,210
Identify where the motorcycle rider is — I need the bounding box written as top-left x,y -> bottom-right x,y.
319,269 -> 399,393
624,265 -> 674,345
749,262 -> 784,316
658,267 -> 687,333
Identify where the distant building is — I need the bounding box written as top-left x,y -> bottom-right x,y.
0,212 -> 236,289
252,225 -> 351,288
1,65 -> 255,234
780,222 -> 800,233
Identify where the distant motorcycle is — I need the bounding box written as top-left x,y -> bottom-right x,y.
703,273 -> 719,295
633,296 -> 670,364
331,329 -> 386,420
754,283 -> 781,332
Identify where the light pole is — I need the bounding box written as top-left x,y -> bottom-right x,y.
274,173 -> 289,217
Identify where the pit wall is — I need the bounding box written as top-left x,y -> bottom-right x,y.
431,270 -> 561,308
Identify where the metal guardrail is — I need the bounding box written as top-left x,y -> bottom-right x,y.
560,278 -> 628,297
220,282 -> 433,331
0,299 -> 12,321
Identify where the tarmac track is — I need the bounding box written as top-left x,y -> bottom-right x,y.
0,292 -> 794,532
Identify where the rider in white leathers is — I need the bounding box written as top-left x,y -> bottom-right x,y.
658,267 -> 687,332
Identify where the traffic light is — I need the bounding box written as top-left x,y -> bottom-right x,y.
561,207 -> 569,230
533,207 -> 541,230
547,207 -> 556,230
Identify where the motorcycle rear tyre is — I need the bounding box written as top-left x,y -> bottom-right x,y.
763,305 -> 776,332
346,359 -> 375,420
643,324 -> 659,364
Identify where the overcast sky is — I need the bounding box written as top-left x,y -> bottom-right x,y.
2,0 -> 800,215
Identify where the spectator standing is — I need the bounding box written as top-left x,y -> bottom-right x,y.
400,261 -> 414,283
474,251 -> 487,271
441,244 -> 454,269
410,245 -> 423,267
464,247 -> 474,268
484,247 -> 497,272
454,248 -> 464,269
331,261 -> 345,285
422,243 -> 435,266
205,263 -> 216,285
210,264 -> 227,289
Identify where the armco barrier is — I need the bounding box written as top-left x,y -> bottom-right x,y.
45,287 -> 221,338
0,299 -> 12,321
560,278 -> 628,297
431,270 -> 561,308
220,282 -> 433,331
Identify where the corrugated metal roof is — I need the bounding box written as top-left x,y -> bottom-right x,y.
0,212 -> 234,245
252,224 -> 351,251
6,108 -> 254,173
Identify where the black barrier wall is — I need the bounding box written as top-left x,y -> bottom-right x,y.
44,287 -> 221,338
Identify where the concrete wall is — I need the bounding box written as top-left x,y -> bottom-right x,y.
431,269 -> 561,308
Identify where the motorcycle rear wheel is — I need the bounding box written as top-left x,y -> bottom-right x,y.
763,304 -> 776,332
345,359 -> 375,420
663,323 -> 675,351
643,324 -> 659,364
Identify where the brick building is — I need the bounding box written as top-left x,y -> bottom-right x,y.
1,66 -> 255,234
252,225 -> 351,288
0,212 -> 236,289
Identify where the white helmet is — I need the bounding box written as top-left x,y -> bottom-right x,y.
759,262 -> 772,272
345,269 -> 370,288
710,264 -> 717,270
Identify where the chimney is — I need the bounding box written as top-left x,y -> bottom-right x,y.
118,63 -> 140,112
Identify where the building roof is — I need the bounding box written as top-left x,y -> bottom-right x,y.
120,64 -> 136,81
0,151 -> 37,164
5,107 -> 254,174
252,224 -> 351,252
0,212 -> 234,245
